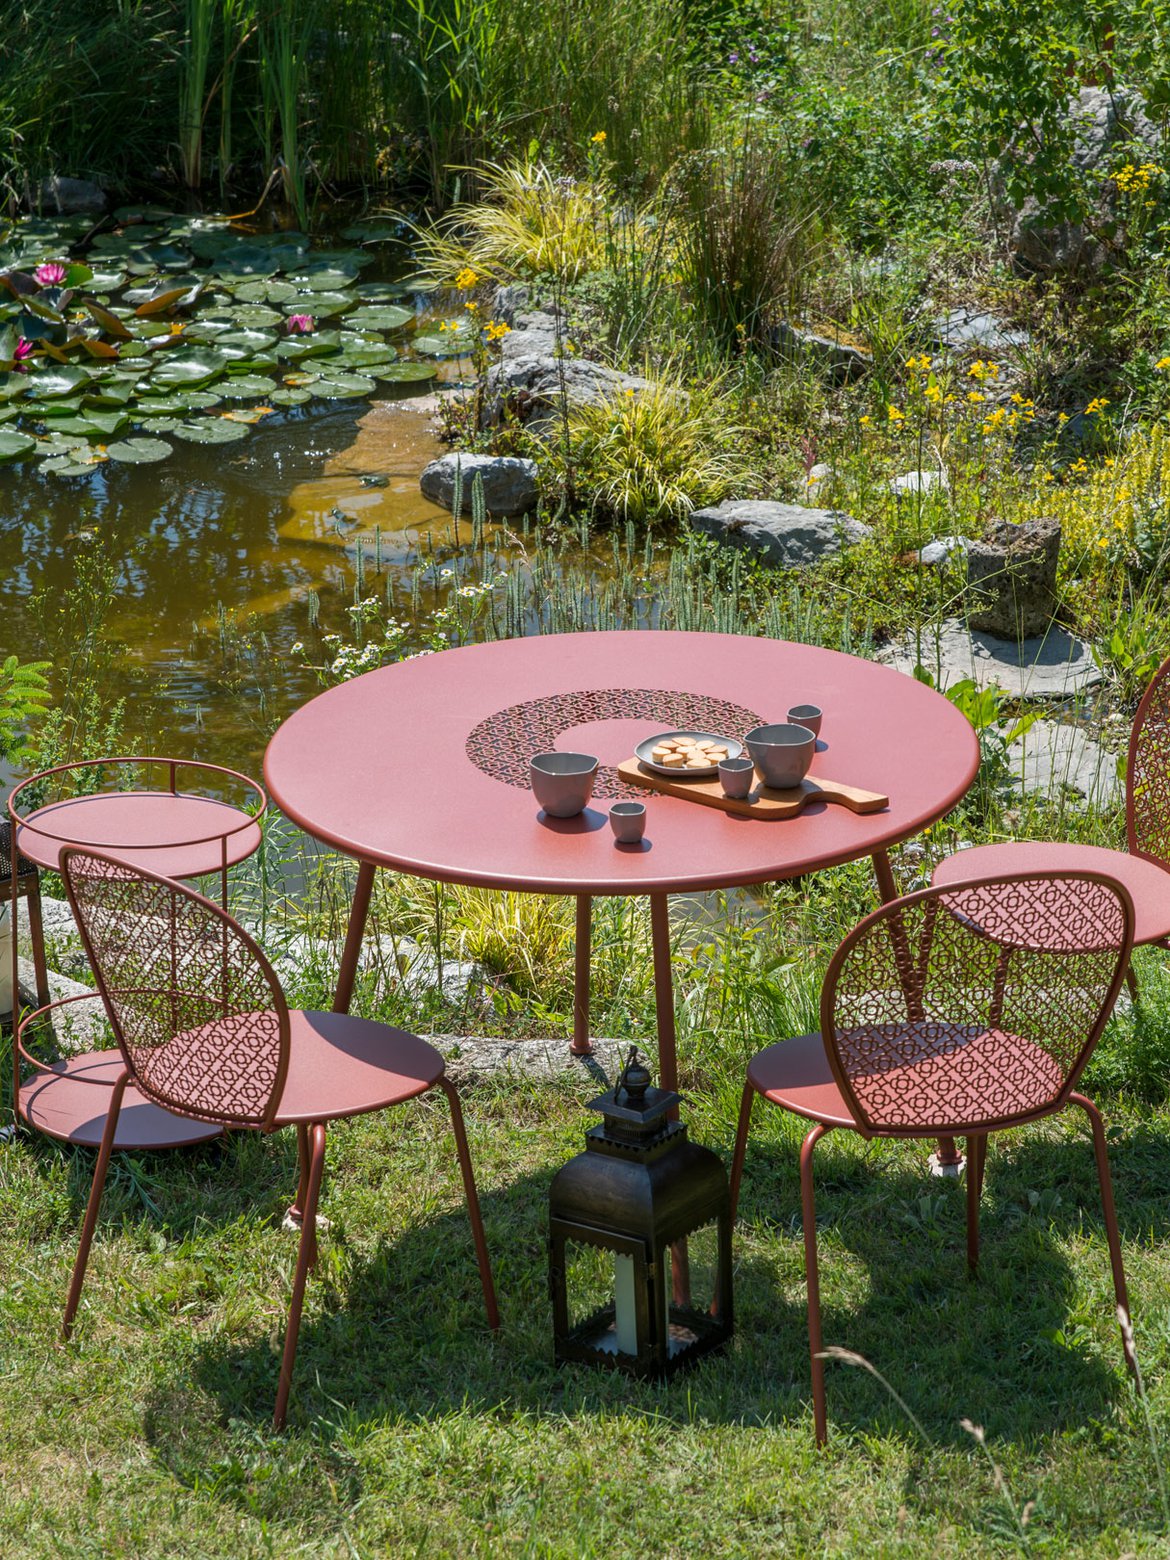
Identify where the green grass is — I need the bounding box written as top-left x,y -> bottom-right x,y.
7,884 -> 1170,1554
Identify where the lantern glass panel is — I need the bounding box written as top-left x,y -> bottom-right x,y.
665,1223 -> 722,1355
562,1237 -> 649,1357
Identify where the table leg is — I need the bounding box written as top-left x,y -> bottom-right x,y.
649,892 -> 691,1306
873,851 -> 963,1173
570,895 -> 593,1056
332,860 -> 377,1015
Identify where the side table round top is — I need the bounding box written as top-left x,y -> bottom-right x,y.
265,631 -> 981,896
14,792 -> 262,879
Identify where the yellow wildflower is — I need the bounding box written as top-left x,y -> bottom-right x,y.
924,383 -> 942,404
484,320 -> 511,342
858,414 -> 872,426
967,390 -> 986,403
1085,397 -> 1110,415
1156,357 -> 1170,370
904,353 -> 931,372
968,360 -> 999,382
887,404 -> 905,421
464,300 -> 479,314
591,130 -> 607,144
454,267 -> 479,290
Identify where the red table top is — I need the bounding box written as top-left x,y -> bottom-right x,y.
264,631 -> 980,896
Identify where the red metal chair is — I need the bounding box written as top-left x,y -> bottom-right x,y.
728,871 -> 1135,1446
933,654 -> 1170,994
59,846 -> 499,1430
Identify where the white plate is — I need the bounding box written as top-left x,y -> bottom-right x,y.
634,730 -> 744,778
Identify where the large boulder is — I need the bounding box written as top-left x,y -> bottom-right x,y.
1004,85 -> 1162,275
688,500 -> 871,569
965,515 -> 1061,638
36,175 -> 108,215
480,355 -> 654,429
420,452 -> 539,516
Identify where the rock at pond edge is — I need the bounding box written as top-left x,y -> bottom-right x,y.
688,500 -> 872,569
420,452 -> 539,516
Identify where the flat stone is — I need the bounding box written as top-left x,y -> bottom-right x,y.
480,354 -> 653,427
420,452 -> 539,516
933,308 -> 1030,354
881,618 -> 1101,698
689,499 -> 871,569
8,961 -> 106,1054
891,469 -> 949,498
1013,719 -> 1120,804
432,1034 -> 630,1088
772,322 -> 871,383
36,175 -> 107,214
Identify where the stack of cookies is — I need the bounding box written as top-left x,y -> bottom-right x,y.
650,736 -> 731,770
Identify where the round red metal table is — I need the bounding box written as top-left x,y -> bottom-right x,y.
264,631 -> 980,1096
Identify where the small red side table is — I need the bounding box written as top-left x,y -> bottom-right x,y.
8,757 -> 265,1149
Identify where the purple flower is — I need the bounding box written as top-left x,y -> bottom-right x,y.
285,314 -> 315,334
931,25 -> 940,36
34,261 -> 67,287
728,50 -> 739,63
748,50 -> 759,62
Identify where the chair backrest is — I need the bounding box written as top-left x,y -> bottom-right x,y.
1128,654 -> 1170,865
819,871 -> 1133,1137
61,847 -> 289,1130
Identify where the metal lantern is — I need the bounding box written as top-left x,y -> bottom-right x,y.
548,1047 -> 733,1378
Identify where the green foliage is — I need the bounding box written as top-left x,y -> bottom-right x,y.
0,654 -> 52,762
549,379 -> 753,524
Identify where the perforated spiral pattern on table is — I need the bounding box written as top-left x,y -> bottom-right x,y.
466,687 -> 764,799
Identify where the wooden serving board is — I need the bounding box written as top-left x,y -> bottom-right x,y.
616,757 -> 888,819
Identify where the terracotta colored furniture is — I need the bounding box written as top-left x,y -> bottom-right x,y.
263,631 -> 981,1102
933,656 -> 1170,994
728,871 -> 1135,1445
59,846 -> 498,1430
9,757 -> 265,1150
1,816 -> 49,1016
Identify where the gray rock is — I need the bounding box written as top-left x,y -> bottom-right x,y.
882,618 -> 1100,698
772,321 -> 871,383
917,535 -> 969,567
689,500 -> 872,569
933,308 -> 1030,355
1012,718 -> 1120,805
480,355 -> 654,428
37,175 -> 107,215
499,306 -> 564,362
420,452 -> 539,516
965,515 -> 1061,637
891,469 -> 949,499
492,284 -> 539,324
1004,85 -> 1162,275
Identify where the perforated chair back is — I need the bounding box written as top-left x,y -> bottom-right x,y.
61,847 -> 289,1130
1128,654 -> 1170,866
819,872 -> 1133,1138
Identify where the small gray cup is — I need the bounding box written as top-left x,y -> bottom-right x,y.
530,752 -> 599,817
718,755 -> 755,799
609,801 -> 647,843
787,704 -> 822,739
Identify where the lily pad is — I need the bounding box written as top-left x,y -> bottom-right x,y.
228,305 -> 284,328
220,405 -> 273,424
174,388 -> 223,410
105,436 -> 173,463
347,304 -> 413,331
134,395 -> 188,415
231,279 -> 298,304
335,342 -> 399,368
411,330 -> 475,357
85,381 -> 135,406
269,387 -> 312,406
308,374 -> 376,398
281,291 -> 354,318
39,453 -> 107,477
150,347 -> 229,387
0,428 -> 36,461
286,268 -> 359,292
217,375 -> 276,399
171,418 -> 250,444
274,331 -> 341,360
371,361 -> 438,382
214,329 -> 278,361
24,365 -> 92,396
358,281 -> 416,303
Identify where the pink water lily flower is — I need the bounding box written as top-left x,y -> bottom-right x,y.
285,314 -> 315,334
33,261 -> 68,286
13,338 -> 33,371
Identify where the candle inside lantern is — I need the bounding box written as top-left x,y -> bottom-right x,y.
614,1253 -> 637,1353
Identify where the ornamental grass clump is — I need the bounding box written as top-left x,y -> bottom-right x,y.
410,159 -> 613,285
552,377 -> 752,525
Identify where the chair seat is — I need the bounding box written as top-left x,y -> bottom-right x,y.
749,1022 -> 1065,1133
933,841 -> 1170,947
274,1011 -> 446,1125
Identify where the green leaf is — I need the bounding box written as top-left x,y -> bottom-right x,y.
217,375 -> 276,399
347,304 -> 413,331
105,436 -> 173,463
23,365 -> 92,396
0,428 -> 36,461
308,374 -> 376,398
150,347 -> 229,387
171,417 -> 250,444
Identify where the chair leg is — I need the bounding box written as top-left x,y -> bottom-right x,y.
24,880 -> 51,1013
63,1071 -> 129,1339
975,1133 -> 989,1200
965,1133 -> 985,1276
800,1122 -> 832,1447
1069,1092 -> 1134,1376
273,1121 -> 326,1431
728,1082 -> 756,1225
439,1076 -> 499,1331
